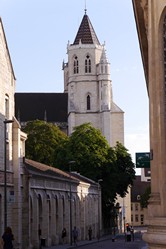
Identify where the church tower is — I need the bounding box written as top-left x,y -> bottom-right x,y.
63,10 -> 124,147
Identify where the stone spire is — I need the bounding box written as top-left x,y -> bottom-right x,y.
100,46 -> 109,64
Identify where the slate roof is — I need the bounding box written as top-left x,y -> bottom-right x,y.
131,176 -> 150,202
15,93 -> 68,123
24,158 -> 77,181
24,158 -> 97,186
70,171 -> 97,185
73,13 -> 100,45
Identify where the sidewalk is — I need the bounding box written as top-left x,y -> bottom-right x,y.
46,233 -> 147,249
46,235 -> 109,249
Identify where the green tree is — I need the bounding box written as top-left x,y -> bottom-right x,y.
113,142 -> 135,197
140,186 -> 151,208
55,123 -> 135,228
55,123 -> 110,180
100,143 -> 135,228
24,121 -> 135,229
55,123 -> 135,199
23,120 -> 68,166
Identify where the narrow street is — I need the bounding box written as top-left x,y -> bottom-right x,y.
48,233 -> 147,249
73,238 -> 147,249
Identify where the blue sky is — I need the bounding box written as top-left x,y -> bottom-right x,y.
0,0 -> 149,173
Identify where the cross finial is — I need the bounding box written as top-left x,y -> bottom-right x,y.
84,0 -> 87,14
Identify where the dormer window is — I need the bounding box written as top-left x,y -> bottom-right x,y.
87,95 -> 91,110
85,55 -> 91,73
74,56 -> 79,74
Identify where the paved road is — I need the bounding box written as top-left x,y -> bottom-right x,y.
73,238 -> 147,249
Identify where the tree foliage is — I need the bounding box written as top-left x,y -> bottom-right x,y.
24,121 -> 135,228
140,186 -> 151,208
100,142 -> 135,227
23,120 -> 68,166
55,123 -> 110,180
113,142 -> 135,197
55,123 -> 135,201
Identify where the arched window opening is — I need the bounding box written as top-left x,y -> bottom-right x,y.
85,55 -> 91,73
62,196 -> 65,227
38,195 -> 42,236
74,199 -> 76,226
55,196 -> 58,216
87,95 -> 91,110
54,196 -> 58,235
101,65 -> 103,74
48,198 -> 51,236
74,56 -> 79,74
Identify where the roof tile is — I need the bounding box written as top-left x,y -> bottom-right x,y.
73,14 -> 100,45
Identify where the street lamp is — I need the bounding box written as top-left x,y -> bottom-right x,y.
97,179 -> 103,240
69,161 -> 75,246
4,119 -> 13,230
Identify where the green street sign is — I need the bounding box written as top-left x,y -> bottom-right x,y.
136,152 -> 150,168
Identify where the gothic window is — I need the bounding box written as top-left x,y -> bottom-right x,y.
74,56 -> 79,74
85,55 -> 91,73
87,95 -> 91,110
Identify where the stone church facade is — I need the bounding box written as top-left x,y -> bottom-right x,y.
0,9 -> 134,248
133,0 -> 166,248
0,17 -> 101,249
15,10 -> 131,234
15,11 -> 124,148
63,11 -> 124,146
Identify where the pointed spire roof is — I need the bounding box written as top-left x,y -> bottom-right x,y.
73,13 -> 100,45
100,46 -> 109,64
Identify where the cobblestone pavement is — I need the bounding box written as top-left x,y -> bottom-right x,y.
46,234 -> 147,249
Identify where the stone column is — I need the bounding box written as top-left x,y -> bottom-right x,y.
50,195 -> 56,245
140,1 -> 166,248
41,192 -> 49,246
